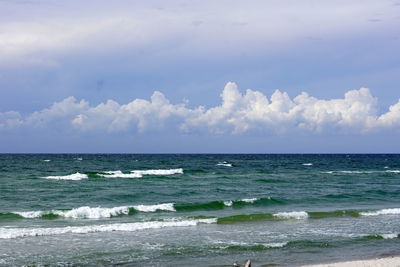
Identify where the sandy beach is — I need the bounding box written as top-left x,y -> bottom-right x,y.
302,256 -> 400,267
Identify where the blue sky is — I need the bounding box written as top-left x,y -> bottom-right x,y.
1,0 -> 400,153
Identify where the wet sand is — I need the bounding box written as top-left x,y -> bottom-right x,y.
302,256 -> 400,267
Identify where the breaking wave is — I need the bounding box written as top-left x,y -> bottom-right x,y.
216,162 -> 232,167
43,172 -> 88,180
43,169 -> 183,180
0,218 -> 216,239
273,211 -> 309,220
359,208 -> 400,216
12,204 -> 176,219
98,171 -> 142,178
175,197 -> 276,211
98,168 -> 183,178
216,208 -> 400,224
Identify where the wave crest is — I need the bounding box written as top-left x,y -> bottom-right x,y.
43,172 -> 88,180
0,218 -> 216,239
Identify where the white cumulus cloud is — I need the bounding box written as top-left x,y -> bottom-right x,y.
1,82 -> 400,135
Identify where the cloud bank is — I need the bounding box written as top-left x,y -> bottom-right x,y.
2,82 -> 400,135
1,0 -> 399,68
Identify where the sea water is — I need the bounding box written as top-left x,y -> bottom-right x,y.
0,154 -> 399,266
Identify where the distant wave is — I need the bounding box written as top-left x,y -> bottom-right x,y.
323,170 -> 400,174
0,218 -> 216,239
385,170 -> 400,173
42,168 -> 183,180
98,171 -> 142,178
43,172 -> 88,180
98,168 -> 184,178
216,161 -> 232,167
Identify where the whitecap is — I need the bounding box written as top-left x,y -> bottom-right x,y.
323,170 -> 375,174
240,198 -> 258,203
133,203 -> 176,212
273,211 -> 309,220
302,163 -> 313,166
131,168 -> 183,176
386,170 -> 400,173
53,206 -> 130,219
381,233 -> 398,239
14,204 -> 176,219
98,171 -> 143,178
43,172 -> 88,180
42,159 -> 51,162
263,242 -> 288,248
14,211 -> 45,218
360,208 -> 400,216
0,218 -> 217,239
216,162 -> 232,167
223,201 -> 233,206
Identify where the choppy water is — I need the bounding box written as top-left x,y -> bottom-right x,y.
1,154 -> 400,266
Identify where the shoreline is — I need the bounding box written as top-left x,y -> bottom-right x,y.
301,255 -> 400,267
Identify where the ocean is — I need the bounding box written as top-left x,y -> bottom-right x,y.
0,154 -> 399,266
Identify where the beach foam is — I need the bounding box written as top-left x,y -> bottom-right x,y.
0,218 -> 216,239
43,172 -> 88,180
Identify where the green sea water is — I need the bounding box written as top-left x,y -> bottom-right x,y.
0,154 -> 400,266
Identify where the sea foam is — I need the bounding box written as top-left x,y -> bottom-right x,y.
99,168 -> 183,178
43,172 -> 88,180
223,198 -> 259,207
132,168 -> 183,175
54,206 -> 130,219
381,233 -> 399,239
133,203 -> 176,212
216,162 -> 232,167
273,211 -> 309,220
360,208 -> 400,216
98,171 -> 142,178
0,218 -> 217,239
13,204 -> 177,219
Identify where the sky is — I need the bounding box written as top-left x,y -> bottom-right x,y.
1,0 -> 400,153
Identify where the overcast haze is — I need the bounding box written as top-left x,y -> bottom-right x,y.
1,0 -> 400,153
